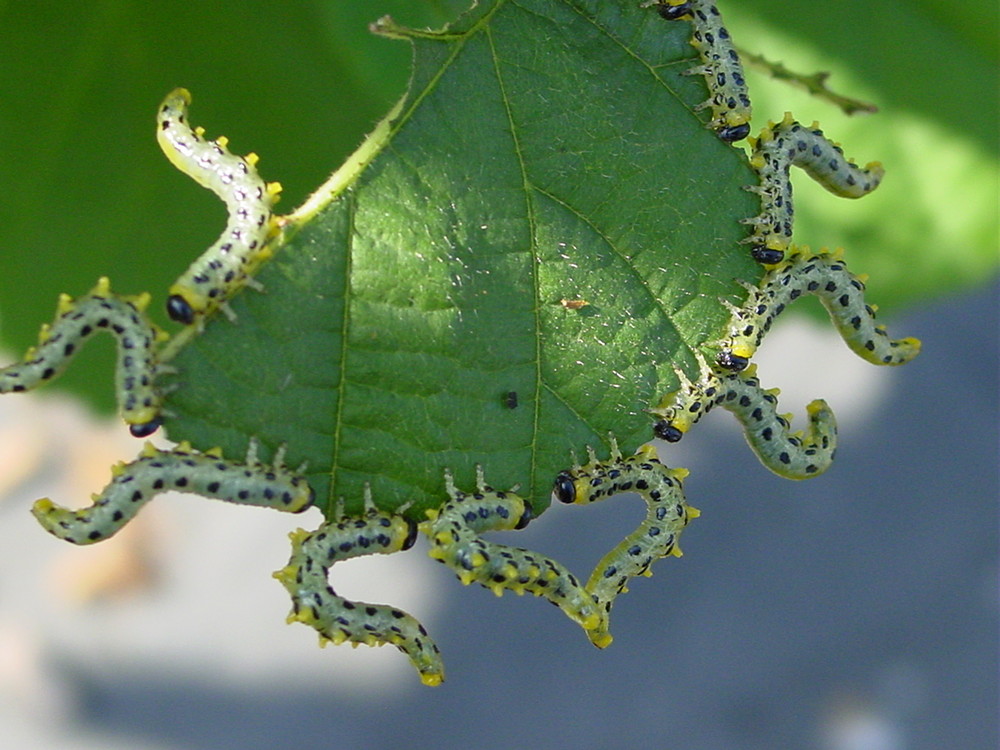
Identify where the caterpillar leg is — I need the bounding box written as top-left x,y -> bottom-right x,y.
31,439 -> 312,544
650,360 -> 838,479
553,438 -> 697,645
421,467 -> 607,645
273,494 -> 445,687
742,113 -> 885,264
157,88 -> 283,325
716,246 -> 921,369
643,1 -> 751,142
0,277 -> 167,436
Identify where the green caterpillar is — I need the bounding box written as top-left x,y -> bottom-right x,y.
422,467 -> 607,643
157,88 -> 283,325
0,277 -> 166,437
650,361 -> 838,479
645,0 -> 751,142
715,246 -> 921,372
553,439 -> 698,646
274,494 -> 445,687
32,439 -> 313,544
743,113 -> 885,264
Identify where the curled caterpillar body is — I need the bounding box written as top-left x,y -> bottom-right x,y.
743,113 -> 885,263
651,362 -> 838,479
553,439 -> 697,645
716,246 -> 921,368
273,496 -> 444,687
645,0 -> 751,142
421,467 -> 607,642
157,88 -> 282,324
0,278 -> 167,433
31,439 -> 312,545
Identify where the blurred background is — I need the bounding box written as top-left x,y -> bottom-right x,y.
0,1 -> 996,748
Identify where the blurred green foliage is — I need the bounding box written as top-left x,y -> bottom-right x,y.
0,0 -> 996,415
727,0 -> 999,303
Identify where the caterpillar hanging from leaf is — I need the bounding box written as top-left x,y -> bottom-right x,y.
645,4 -> 884,264
156,88 -> 283,325
31,439 -> 313,544
742,113 -> 885,264
644,0 -> 752,142
650,360 -> 838,479
714,246 -> 921,372
553,438 -> 698,644
422,466 -> 608,642
274,492 -> 446,687
0,277 -> 167,437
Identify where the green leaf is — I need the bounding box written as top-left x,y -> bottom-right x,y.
162,0 -> 759,520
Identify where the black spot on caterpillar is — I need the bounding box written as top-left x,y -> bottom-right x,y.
273,492 -> 445,687
553,438 -> 697,645
716,246 -> 921,369
742,113 -> 885,264
0,277 -> 167,433
650,360 -> 838,479
644,0 -> 751,142
421,466 -> 607,642
31,439 -> 312,544
157,88 -> 283,325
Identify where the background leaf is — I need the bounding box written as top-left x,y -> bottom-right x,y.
726,0 -> 999,305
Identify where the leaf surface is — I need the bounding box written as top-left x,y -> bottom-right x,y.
164,0 -> 760,518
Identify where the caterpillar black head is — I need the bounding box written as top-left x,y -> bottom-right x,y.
716,350 -> 750,371
717,122 -> 751,143
129,416 -> 162,438
514,499 -> 534,530
751,245 -> 785,265
657,2 -> 691,21
553,472 -> 577,504
653,419 -> 684,443
167,294 -> 197,325
402,518 -> 419,550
